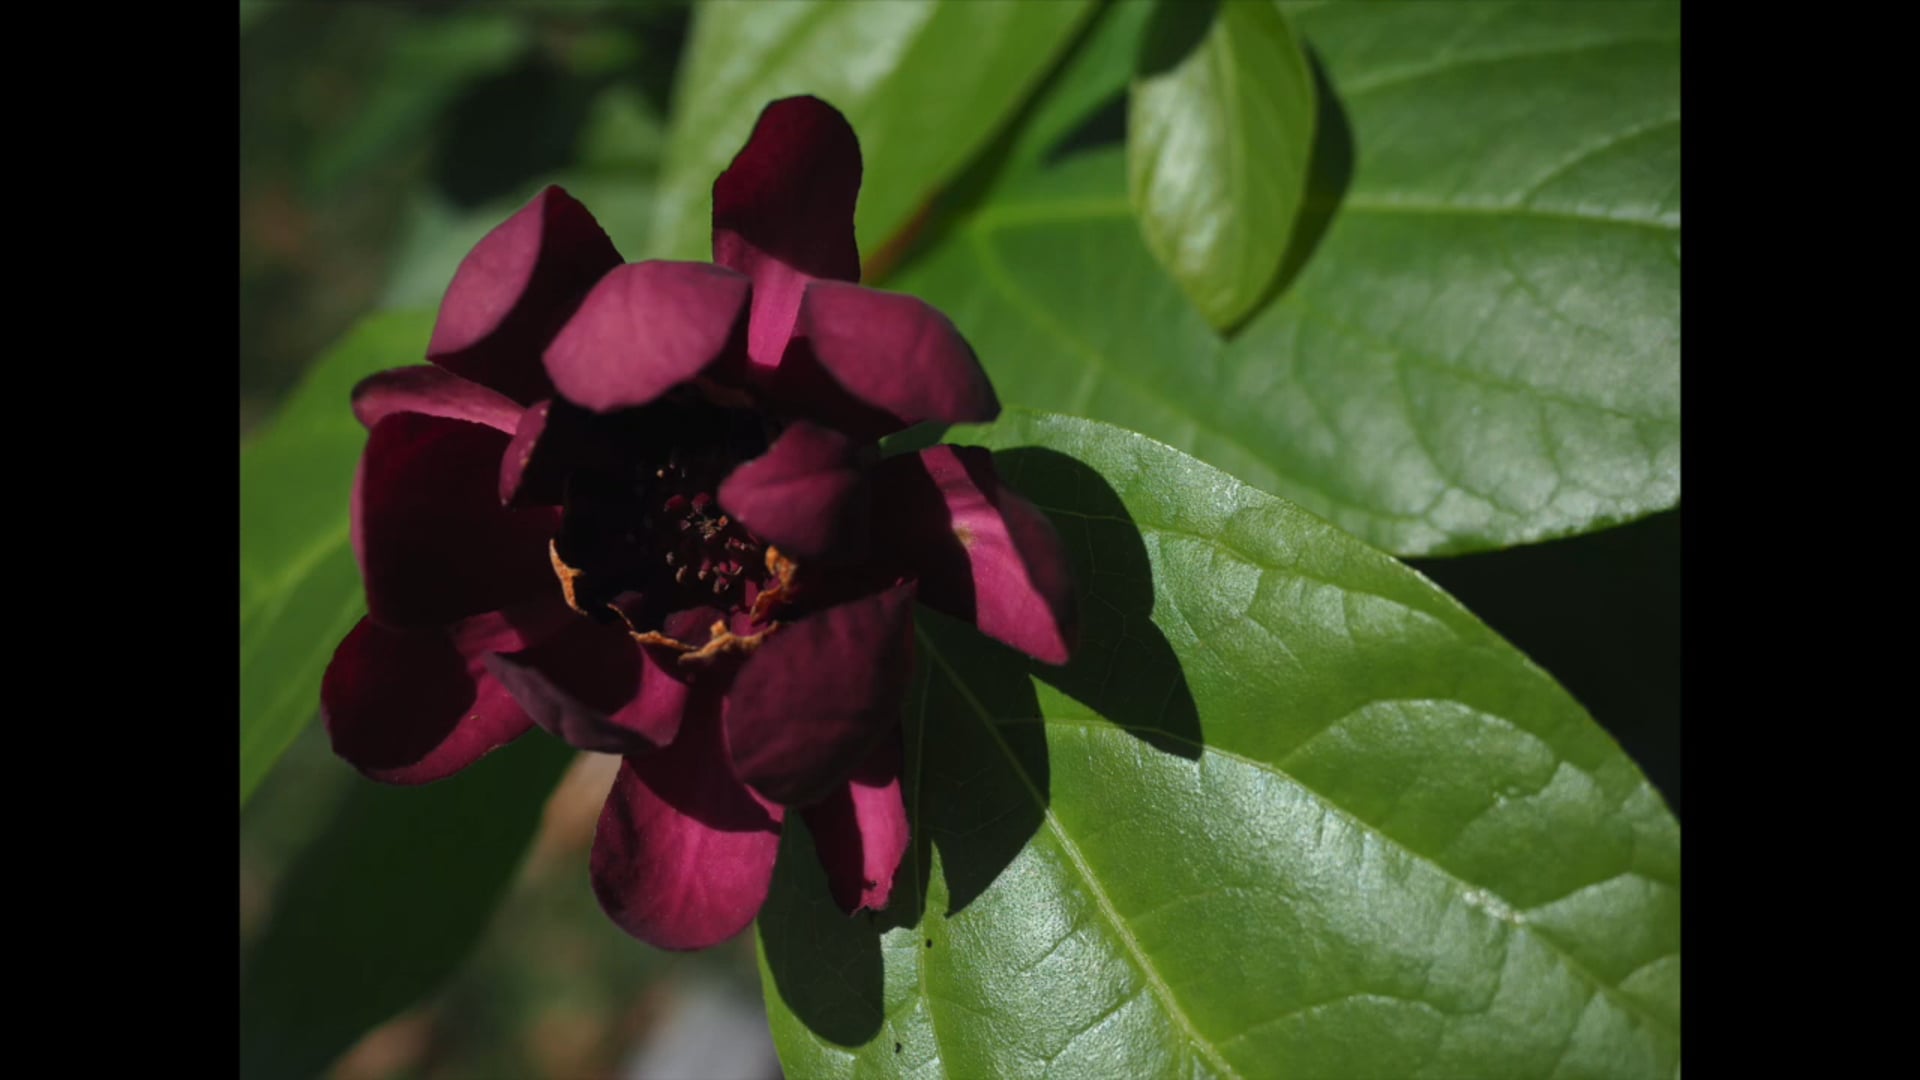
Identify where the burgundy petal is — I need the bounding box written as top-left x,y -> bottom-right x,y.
801,735 -> 909,914
712,95 -> 862,287
716,421 -> 870,564
497,398 -> 620,508
591,695 -> 785,950
873,446 -> 1077,665
498,399 -> 560,508
322,614 -> 534,784
712,96 -> 863,369
485,618 -> 688,756
725,581 -> 917,806
779,281 -> 999,439
428,185 -> 622,405
543,260 -> 752,414
353,412 -> 560,628
351,365 -> 523,434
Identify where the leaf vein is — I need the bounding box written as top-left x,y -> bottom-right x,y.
994,715 -> 1676,1041
1335,33 -> 1678,99
921,632 -> 1243,1080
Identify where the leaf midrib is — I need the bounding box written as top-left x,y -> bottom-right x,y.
1020,478 -> 1678,1038
924,626 -> 1679,1047
918,630 -> 1241,1080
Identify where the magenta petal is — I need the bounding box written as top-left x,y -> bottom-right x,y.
322,614 -> 534,784
801,736 -> 909,914
429,186 -> 622,405
745,262 -> 810,372
354,413 -> 561,628
713,96 -> 863,370
543,260 -> 752,414
498,399 -> 589,509
498,398 -> 633,508
786,281 -> 999,438
716,421 -> 870,564
350,366 -> 523,434
725,582 -> 917,806
712,95 -> 862,287
498,399 -> 560,508
591,697 -> 785,950
486,619 -> 687,755
874,446 -> 1078,665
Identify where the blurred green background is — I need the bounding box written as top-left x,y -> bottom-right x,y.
240,2 -> 1677,1076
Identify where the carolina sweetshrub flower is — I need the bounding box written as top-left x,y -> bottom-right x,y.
320,96 -> 1078,950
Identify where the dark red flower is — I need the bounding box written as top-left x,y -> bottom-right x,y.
319,96 -> 1077,950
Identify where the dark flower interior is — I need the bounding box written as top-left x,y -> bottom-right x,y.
536,395 -> 782,648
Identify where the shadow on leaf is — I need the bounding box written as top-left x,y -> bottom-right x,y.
1259,44 -> 1355,315
994,447 -> 1202,761
1135,0 -> 1218,79
758,445 -> 1201,1048
756,610 -> 1048,1047
755,815 -> 894,1048
1041,92 -> 1126,166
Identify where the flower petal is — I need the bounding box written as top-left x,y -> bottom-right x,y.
351,365 -> 523,434
429,185 -> 622,405
354,412 -> 560,628
716,421 -> 870,564
496,398 -> 624,509
725,581 -> 917,806
498,399 -> 561,508
485,618 -> 688,755
543,260 -> 752,414
322,613 -> 534,784
591,695 -> 785,950
800,735 -> 909,915
713,96 -> 863,369
712,95 -> 862,287
873,446 -> 1077,665
777,281 -> 1000,439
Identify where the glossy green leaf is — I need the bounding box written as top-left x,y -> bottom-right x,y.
240,310 -> 435,805
240,735 -> 576,1080
1128,0 -> 1315,331
758,410 -> 1679,1078
895,1 -> 1679,556
648,0 -> 1097,264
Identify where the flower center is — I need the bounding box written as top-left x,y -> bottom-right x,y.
653,465 -> 762,607
545,396 -> 794,659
